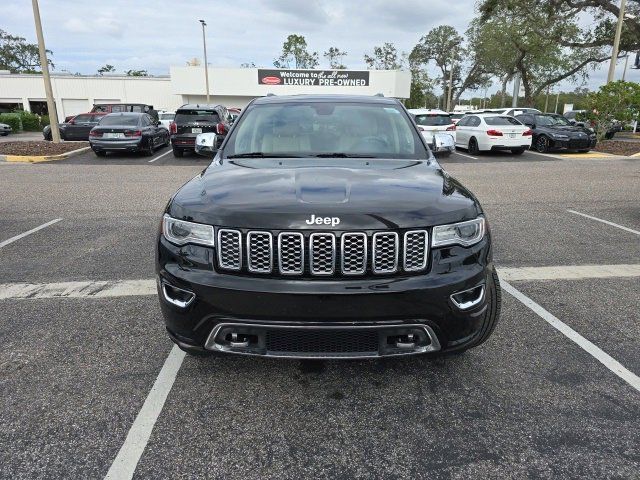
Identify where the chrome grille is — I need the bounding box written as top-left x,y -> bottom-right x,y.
216,228 -> 428,276
217,229 -> 242,271
278,232 -> 304,275
403,230 -> 428,271
310,233 -> 335,275
372,232 -> 398,274
247,231 -> 272,273
341,233 -> 367,275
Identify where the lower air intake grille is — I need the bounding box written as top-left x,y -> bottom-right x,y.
265,329 -> 379,355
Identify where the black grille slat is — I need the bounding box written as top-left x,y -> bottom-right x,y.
217,229 -> 242,270
341,232 -> 367,275
372,232 -> 398,273
266,329 -> 379,354
310,233 -> 335,275
404,230 -> 428,272
247,231 -> 272,273
278,232 -> 304,274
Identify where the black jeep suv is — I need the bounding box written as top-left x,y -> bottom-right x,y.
170,104 -> 232,157
156,94 -> 500,359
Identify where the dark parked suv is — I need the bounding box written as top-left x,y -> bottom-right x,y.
157,94 -> 500,359
170,104 -> 232,157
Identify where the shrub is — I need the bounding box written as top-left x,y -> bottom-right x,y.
15,110 -> 42,131
40,115 -> 51,128
0,113 -> 22,133
586,81 -> 640,142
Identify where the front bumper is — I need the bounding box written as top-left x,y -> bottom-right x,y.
156,235 -> 494,358
551,136 -> 597,150
90,138 -> 143,151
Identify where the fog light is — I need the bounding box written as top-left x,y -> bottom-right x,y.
161,280 -> 195,308
450,284 -> 485,310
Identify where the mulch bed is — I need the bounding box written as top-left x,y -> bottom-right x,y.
0,141 -> 88,156
593,140 -> 640,156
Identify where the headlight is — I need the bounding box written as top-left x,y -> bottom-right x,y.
432,217 -> 485,247
162,214 -> 215,247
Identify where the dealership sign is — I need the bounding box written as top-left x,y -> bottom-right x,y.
258,69 -> 370,87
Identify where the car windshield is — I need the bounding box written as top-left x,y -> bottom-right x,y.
484,116 -> 523,126
73,114 -> 92,123
414,114 -> 452,126
99,115 -> 140,126
535,114 -> 571,126
175,110 -> 220,123
224,102 -> 428,159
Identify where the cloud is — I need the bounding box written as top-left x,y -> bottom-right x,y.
63,16 -> 124,38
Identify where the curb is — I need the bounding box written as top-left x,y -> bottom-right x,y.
0,145 -> 90,163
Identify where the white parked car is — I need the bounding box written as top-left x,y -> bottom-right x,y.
408,109 -> 456,148
455,114 -> 532,155
158,111 -> 175,130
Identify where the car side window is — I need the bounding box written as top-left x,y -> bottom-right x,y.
457,116 -> 469,127
469,116 -> 481,127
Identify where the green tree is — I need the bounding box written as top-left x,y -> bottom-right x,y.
0,29 -> 54,73
324,47 -> 347,69
364,42 -> 405,70
125,69 -> 149,77
477,0 -> 613,105
240,62 -> 256,68
274,34 -> 319,69
586,81 -> 640,141
97,64 -> 115,75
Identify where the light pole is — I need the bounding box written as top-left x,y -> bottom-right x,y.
607,0 -> 627,83
199,19 -> 210,103
31,0 -> 60,143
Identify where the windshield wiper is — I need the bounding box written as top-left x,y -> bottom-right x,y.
312,153 -> 376,158
227,152 -> 302,158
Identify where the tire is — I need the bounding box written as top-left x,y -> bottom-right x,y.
604,132 -> 614,140
438,150 -> 452,157
535,135 -> 550,153
164,133 -> 170,147
468,137 -> 480,155
172,147 -> 184,158
511,147 -> 525,155
94,150 -> 106,157
445,268 -> 502,355
142,138 -> 154,156
577,149 -> 590,153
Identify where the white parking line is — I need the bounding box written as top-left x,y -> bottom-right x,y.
452,150 -> 478,160
0,218 -> 62,249
148,149 -> 173,163
498,264 -> 640,281
501,280 -> 640,393
568,209 -> 640,235
104,345 -> 186,480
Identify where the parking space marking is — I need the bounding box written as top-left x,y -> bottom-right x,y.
452,150 -> 478,160
502,280 -> 640,393
104,345 -> 186,480
0,279 -> 155,300
148,149 -> 173,163
0,218 -> 62,249
498,264 -> 640,281
568,209 -> 640,235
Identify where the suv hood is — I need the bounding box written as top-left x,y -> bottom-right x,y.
168,158 -> 481,230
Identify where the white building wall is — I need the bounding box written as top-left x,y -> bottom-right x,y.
0,68 -> 412,121
0,74 -> 182,121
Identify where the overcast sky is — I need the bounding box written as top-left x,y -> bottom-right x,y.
3,0 -> 636,97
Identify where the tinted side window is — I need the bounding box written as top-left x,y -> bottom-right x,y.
469,116 -> 481,127
74,114 -> 92,122
457,116 -> 469,126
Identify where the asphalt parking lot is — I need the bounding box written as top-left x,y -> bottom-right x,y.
1,147 -> 639,479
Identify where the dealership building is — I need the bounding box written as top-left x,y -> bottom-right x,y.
0,67 -> 411,121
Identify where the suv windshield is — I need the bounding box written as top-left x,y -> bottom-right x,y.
99,115 -> 140,126
535,114 -> 571,126
175,110 -> 220,123
414,114 -> 452,127
224,102 -> 427,159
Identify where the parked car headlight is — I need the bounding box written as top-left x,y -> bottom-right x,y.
432,217 -> 485,247
162,214 -> 215,247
